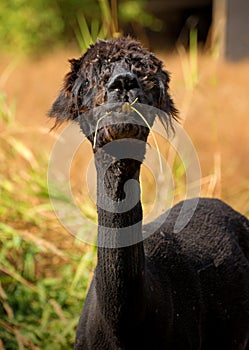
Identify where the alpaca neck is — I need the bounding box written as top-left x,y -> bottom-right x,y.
94,142 -> 146,327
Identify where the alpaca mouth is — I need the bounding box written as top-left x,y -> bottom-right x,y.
91,102 -> 153,149
97,123 -> 148,146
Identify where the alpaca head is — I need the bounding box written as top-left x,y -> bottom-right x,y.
49,37 -> 178,151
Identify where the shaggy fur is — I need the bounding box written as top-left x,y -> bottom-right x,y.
49,37 -> 249,350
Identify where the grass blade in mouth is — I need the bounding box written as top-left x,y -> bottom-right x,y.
131,104 -> 163,173
93,111 -> 112,149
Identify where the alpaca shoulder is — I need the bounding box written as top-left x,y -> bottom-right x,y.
143,197 -> 249,263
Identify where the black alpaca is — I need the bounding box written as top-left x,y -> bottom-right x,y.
49,37 -> 249,350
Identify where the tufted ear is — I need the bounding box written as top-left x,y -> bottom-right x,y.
48,58 -> 82,128
156,69 -> 179,132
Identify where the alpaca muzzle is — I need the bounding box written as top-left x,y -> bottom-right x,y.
107,72 -> 143,104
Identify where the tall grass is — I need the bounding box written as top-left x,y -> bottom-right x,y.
171,27 -> 222,200
74,0 -> 121,52
0,84 -> 96,348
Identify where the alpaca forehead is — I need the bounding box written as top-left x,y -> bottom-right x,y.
89,58 -> 130,77
79,39 -> 163,77
83,38 -> 143,62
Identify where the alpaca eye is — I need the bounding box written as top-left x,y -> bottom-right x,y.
83,79 -> 90,88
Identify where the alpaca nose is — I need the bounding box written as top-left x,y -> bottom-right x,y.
107,72 -> 140,93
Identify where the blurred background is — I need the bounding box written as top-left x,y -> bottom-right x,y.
0,0 -> 248,348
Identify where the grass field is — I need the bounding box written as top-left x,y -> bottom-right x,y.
0,46 -> 249,348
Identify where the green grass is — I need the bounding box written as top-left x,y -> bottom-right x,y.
0,91 -> 96,349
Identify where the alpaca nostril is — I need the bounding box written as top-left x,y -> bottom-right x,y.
107,72 -> 140,93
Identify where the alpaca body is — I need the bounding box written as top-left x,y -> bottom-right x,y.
75,198 -> 249,350
49,37 -> 249,350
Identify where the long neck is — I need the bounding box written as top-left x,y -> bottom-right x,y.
94,142 -> 146,328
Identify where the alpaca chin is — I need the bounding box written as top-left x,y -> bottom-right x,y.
95,123 -> 149,147
79,102 -> 154,149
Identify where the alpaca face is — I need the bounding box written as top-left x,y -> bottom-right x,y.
49,37 -> 177,149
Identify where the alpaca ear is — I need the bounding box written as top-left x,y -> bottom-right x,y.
48,58 -> 82,128
48,91 -> 71,128
157,69 -> 179,131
